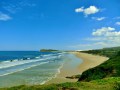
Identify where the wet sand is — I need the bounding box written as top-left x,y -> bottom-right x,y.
46,52 -> 108,84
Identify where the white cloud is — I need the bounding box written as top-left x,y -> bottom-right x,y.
0,12 -> 12,21
75,6 -> 99,16
92,27 -> 115,36
70,27 -> 120,50
91,27 -> 120,47
75,7 -> 84,13
116,22 -> 120,26
84,6 -> 99,15
92,17 -> 106,21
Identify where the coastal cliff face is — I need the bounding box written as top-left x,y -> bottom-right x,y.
78,48 -> 120,82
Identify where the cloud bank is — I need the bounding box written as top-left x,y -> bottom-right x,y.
70,27 -> 120,50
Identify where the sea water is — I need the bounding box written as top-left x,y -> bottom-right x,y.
0,51 -> 82,88
0,51 -> 65,87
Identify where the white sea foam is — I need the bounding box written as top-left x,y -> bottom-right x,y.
42,62 -> 65,85
0,58 -> 46,69
27,58 -> 30,60
0,53 -> 63,85
0,53 -> 60,69
35,56 -> 40,59
24,58 -> 64,85
0,52 -> 67,88
0,53 -> 64,76
0,62 -> 49,77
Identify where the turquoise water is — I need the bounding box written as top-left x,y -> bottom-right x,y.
0,61 -> 64,87
0,52 -> 82,88
0,51 -> 62,76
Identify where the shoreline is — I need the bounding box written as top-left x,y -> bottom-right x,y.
74,52 -> 109,75
46,52 -> 109,84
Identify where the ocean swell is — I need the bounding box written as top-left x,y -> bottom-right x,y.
0,53 -> 63,77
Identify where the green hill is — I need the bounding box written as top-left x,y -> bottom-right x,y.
40,49 -> 59,52
78,47 -> 120,82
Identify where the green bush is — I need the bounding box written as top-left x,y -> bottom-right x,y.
114,82 -> 120,90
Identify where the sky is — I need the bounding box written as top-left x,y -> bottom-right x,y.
0,0 -> 120,50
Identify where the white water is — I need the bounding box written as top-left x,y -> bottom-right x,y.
0,52 -> 71,88
0,54 -> 63,77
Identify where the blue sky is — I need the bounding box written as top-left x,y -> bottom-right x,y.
0,0 -> 120,50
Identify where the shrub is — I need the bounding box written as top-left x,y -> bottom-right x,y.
114,82 -> 120,90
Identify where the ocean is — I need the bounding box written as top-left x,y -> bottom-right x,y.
0,51 -> 82,88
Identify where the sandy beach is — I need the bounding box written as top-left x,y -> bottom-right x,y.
46,52 -> 108,84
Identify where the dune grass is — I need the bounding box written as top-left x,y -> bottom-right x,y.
1,77 -> 120,90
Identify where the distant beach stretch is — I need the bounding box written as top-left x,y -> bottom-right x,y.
46,52 -> 108,84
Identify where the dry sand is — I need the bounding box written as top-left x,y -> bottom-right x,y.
46,52 -> 108,84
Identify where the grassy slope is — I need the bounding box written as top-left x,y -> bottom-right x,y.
78,47 -> 120,82
1,77 -> 120,90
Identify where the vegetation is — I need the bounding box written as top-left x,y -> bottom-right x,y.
78,47 -> 120,81
81,46 -> 120,58
114,82 -> 120,90
40,49 -> 59,52
1,77 -> 120,90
